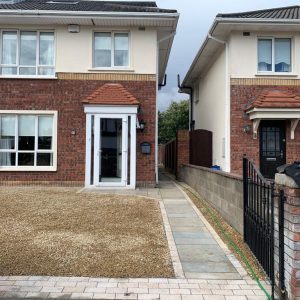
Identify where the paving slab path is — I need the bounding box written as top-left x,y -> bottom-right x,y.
159,173 -> 242,280
0,172 -> 272,299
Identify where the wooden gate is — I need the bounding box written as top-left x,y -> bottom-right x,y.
190,129 -> 212,167
164,139 -> 177,175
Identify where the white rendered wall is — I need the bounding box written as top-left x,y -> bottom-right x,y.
193,48 -> 227,170
0,25 -> 158,74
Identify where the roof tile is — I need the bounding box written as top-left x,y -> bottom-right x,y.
83,83 -> 139,106
0,0 -> 177,13
217,5 -> 300,19
245,89 -> 300,111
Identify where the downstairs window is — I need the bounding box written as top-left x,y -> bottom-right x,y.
0,112 -> 57,171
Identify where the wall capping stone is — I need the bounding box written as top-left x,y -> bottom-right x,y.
183,163 -> 242,181
275,174 -> 300,189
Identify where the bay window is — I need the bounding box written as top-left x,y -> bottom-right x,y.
0,30 -> 55,76
0,112 -> 57,171
258,38 -> 291,73
94,32 -> 129,68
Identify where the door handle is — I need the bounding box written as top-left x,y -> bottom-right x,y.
280,150 -> 283,159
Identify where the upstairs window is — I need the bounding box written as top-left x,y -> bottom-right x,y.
0,31 -> 55,76
94,32 -> 129,68
258,38 -> 291,73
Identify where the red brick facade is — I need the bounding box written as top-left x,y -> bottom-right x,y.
274,183 -> 300,300
231,84 -> 300,174
176,130 -> 190,178
0,77 -> 156,186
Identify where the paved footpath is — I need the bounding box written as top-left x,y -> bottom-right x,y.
0,175 -> 271,300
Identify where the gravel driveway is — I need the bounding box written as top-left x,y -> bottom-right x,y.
0,187 -> 173,278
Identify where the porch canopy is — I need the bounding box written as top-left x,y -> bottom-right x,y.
245,89 -> 300,139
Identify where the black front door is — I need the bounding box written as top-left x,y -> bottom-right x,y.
260,120 -> 286,179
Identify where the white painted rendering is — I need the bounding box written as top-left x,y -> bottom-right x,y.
229,30 -> 300,79
0,24 -> 158,75
192,48 -> 227,171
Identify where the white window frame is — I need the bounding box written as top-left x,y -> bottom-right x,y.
0,29 -> 56,78
257,37 -> 292,74
0,110 -> 58,171
92,31 -> 130,69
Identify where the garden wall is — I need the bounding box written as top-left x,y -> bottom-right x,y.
179,164 -> 244,234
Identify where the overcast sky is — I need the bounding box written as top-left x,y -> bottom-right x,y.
156,0 -> 300,111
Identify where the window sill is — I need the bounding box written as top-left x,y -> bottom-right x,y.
255,72 -> 298,77
0,166 -> 57,172
0,75 -> 57,80
88,68 -> 135,73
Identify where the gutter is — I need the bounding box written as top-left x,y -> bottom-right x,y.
0,9 -> 179,18
177,74 -> 194,131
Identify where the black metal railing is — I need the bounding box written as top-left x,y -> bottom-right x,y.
278,189 -> 286,299
243,156 -> 275,299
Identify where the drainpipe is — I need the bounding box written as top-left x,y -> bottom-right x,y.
178,74 -> 194,130
156,31 -> 176,185
207,34 -> 230,172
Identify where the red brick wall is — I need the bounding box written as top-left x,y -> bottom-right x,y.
231,85 -> 300,174
0,78 -> 156,185
274,184 -> 300,300
176,130 -> 190,178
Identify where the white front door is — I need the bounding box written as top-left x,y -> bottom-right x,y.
94,114 -> 128,187
84,106 -> 137,189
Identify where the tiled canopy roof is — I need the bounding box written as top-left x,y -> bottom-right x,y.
217,5 -> 300,19
245,89 -> 300,111
83,83 -> 139,106
0,0 -> 177,13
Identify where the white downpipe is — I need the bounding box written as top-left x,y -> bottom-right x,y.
155,31 -> 176,184
208,34 -> 230,172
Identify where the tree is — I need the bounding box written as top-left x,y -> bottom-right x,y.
158,100 -> 189,144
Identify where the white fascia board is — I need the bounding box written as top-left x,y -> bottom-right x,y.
247,108 -> 300,120
215,17 -> 300,25
84,105 -> 138,114
0,9 -> 179,18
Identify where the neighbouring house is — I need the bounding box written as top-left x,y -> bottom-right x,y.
0,0 -> 178,188
180,5 -> 300,179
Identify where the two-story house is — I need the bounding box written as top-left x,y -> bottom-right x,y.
181,6 -> 300,178
0,0 -> 178,188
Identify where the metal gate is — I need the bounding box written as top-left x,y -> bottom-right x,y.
243,156 -> 275,299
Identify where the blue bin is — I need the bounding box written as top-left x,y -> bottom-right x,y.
211,165 -> 221,171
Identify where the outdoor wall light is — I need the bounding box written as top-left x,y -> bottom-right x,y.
243,125 -> 251,134
139,119 -> 146,132
71,129 -> 76,135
